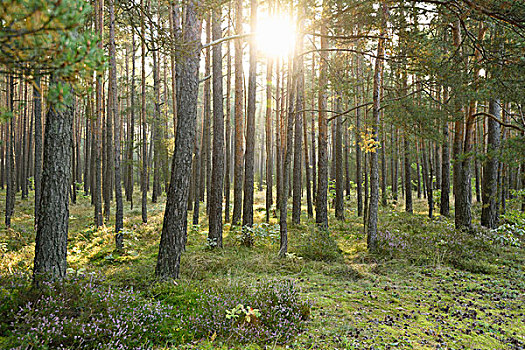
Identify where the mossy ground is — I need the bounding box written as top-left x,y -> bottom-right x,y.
1,188 -> 524,349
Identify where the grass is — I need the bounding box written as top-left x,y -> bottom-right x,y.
1,187 -> 524,349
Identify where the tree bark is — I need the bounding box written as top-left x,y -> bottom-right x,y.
208,7 -> 225,248
141,0 -> 148,224
155,0 -> 201,280
292,8 -> 305,225
315,9 -> 329,228
33,82 -> 73,284
232,0 -> 244,225
242,0 -> 257,232
335,96 -> 344,221
481,99 -> 500,228
33,73 -> 43,228
265,57 -> 274,222
367,4 -> 387,251
109,0 -> 124,249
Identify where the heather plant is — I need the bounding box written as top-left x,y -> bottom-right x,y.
2,275 -> 181,349
155,279 -> 310,345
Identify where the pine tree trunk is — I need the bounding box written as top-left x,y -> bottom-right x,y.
156,0 -> 201,279
33,82 -> 73,284
109,0 -> 124,249
315,12 -> 329,228
481,99 -> 500,228
355,56 -> 363,217
279,56 -> 295,257
33,73 -> 43,227
367,5 -> 387,250
224,35 -> 232,223
335,97 -> 344,221
208,7 -> 225,248
404,133 -> 412,213
265,57 -> 273,222
303,98 -> 313,218
140,0 -> 148,223
232,0 -> 244,225
242,0 -> 257,232
5,75 -> 15,228
292,9 -> 304,225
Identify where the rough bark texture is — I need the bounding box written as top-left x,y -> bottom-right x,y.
315,13 -> 329,228
242,0 -> 257,232
292,7 -> 305,225
280,56 -> 295,257
265,58 -> 273,222
355,56 -> 363,217
440,88 -> 450,217
335,97 -> 344,221
5,76 -> 15,228
110,0 -> 124,249
225,34 -> 232,223
33,73 -> 43,227
208,8 -> 225,248
481,100 -> 500,228
232,0 -> 244,225
367,6 -> 386,251
141,0 -> 148,224
155,0 -> 201,280
33,86 -> 73,284
404,133 -> 413,213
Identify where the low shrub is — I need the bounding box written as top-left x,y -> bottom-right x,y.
155,279 -> 310,345
2,275 -> 180,349
1,275 -> 310,349
295,227 -> 342,262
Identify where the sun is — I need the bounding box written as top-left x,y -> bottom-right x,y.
256,14 -> 296,58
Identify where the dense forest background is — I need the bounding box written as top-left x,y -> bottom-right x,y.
0,0 -> 524,349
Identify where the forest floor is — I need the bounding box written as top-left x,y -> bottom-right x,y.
1,188 -> 524,349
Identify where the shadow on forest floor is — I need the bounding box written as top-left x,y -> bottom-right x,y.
1,189 -> 524,349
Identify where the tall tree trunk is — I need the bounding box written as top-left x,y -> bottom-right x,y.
224,26 -> 232,223
127,35 -> 136,207
310,54 -> 317,201
367,4 -> 387,251
232,0 -> 244,225
92,0 -> 104,228
209,7 -> 225,248
141,0 -> 148,223
5,75 -> 15,228
109,0 -> 124,249
391,126 -> 398,202
355,56 -> 363,217
292,7 -> 305,225
275,59 -> 282,211
156,0 -> 201,279
404,132 -> 412,213
440,88 -> 450,217
315,10 -> 329,228
33,82 -> 73,284
242,0 -> 257,232
265,57 -> 274,222
201,18 -> 211,207
279,56 -> 295,257
481,99 -> 500,228
151,40 -> 162,203
335,97 -> 344,221
33,73 -> 43,228
303,97 -> 313,218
